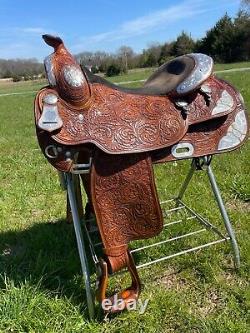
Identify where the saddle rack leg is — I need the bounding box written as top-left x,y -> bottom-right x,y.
65,173 -> 95,319
175,157 -> 240,269
66,175 -> 84,224
206,163 -> 240,269
176,159 -> 196,201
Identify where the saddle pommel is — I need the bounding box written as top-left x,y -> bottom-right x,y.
43,35 -> 91,108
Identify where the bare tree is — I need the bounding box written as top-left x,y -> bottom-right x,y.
0,58 -> 43,80
117,46 -> 134,71
241,0 -> 250,11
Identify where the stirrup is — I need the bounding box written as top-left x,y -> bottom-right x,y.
96,251 -> 141,313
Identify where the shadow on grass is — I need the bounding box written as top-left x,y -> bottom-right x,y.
0,207 -> 243,322
0,219 -> 150,321
0,219 -> 104,316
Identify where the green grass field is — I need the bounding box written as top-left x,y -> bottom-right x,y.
0,65 -> 249,332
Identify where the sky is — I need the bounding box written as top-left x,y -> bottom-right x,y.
0,0 -> 242,60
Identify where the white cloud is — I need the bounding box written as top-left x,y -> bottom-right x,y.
72,0 -> 208,50
20,27 -> 47,34
0,0 -> 241,58
0,26 -> 60,37
72,0 -> 241,52
119,3 -> 202,34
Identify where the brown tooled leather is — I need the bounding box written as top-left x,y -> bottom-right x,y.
91,150 -> 161,308
152,81 -> 249,163
91,150 -> 163,272
184,76 -> 237,125
35,74 -> 240,156
38,86 -> 188,154
35,130 -> 73,172
44,36 -> 91,108
97,251 -> 141,313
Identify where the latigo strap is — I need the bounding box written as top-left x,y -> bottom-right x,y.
91,150 -> 163,311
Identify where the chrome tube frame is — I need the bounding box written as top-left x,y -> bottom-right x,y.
62,155 -> 240,318
65,173 -> 95,320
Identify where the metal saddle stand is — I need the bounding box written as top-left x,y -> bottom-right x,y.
60,155 -> 240,320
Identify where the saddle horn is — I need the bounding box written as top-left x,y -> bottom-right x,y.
42,34 -> 64,51
43,34 -> 91,108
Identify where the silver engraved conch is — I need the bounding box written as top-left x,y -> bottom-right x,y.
38,93 -> 63,132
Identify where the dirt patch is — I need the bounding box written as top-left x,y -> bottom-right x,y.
219,271 -> 248,288
155,268 -> 189,291
198,289 -> 223,317
31,208 -> 44,219
226,198 -> 250,212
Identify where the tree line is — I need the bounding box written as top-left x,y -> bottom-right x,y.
0,59 -> 44,81
77,10 -> 249,76
0,8 -> 249,80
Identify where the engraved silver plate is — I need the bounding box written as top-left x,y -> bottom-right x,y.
171,142 -> 194,158
63,65 -> 85,87
78,114 -> 84,122
212,90 -> 234,115
44,54 -> 56,86
176,53 -> 213,95
175,100 -> 189,111
200,84 -> 212,95
218,110 -> 247,150
38,99 -> 63,132
43,93 -> 58,105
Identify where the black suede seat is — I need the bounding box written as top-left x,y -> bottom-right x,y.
143,56 -> 195,95
82,55 -> 196,96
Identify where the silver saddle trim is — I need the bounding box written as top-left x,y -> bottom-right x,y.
38,93 -> 63,132
176,53 -> 214,95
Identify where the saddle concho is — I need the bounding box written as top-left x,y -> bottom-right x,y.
34,34 -> 249,313
38,93 -> 63,132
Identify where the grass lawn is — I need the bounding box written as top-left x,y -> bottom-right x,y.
0,64 -> 249,332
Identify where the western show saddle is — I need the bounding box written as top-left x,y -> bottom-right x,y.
34,35 -> 248,312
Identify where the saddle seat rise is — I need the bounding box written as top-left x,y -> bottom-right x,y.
82,54 -> 195,96
34,35 -> 249,312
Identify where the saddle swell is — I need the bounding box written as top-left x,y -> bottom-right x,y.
34,35 -> 249,312
42,34 -> 91,108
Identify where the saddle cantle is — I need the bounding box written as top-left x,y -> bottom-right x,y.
34,35 -> 248,312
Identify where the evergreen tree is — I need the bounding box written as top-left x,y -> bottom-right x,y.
233,10 -> 250,61
197,12 -> 250,62
198,14 -> 235,62
140,49 -> 159,67
158,42 -> 175,64
172,32 -> 195,56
